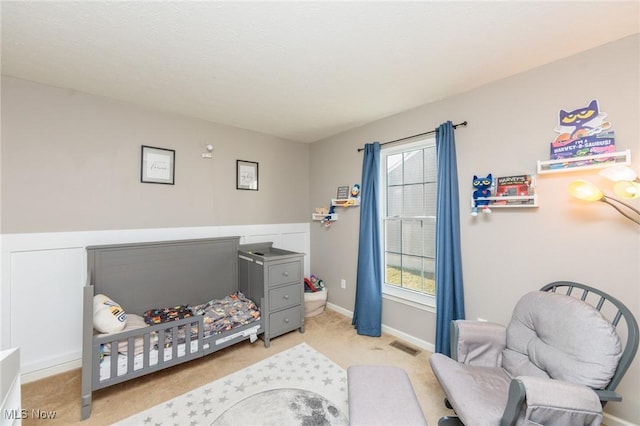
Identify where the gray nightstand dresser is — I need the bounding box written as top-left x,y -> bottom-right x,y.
238,243 -> 305,347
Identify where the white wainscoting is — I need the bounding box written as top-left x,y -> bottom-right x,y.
0,224 -> 310,382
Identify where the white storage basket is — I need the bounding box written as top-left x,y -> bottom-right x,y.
304,288 -> 327,317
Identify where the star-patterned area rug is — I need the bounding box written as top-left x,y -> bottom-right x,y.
116,343 -> 349,426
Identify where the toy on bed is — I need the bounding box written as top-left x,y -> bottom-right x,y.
93,294 -> 128,333
471,173 -> 493,216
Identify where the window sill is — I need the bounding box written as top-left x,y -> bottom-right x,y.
382,285 -> 435,313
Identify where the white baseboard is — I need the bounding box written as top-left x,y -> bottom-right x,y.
325,302 -> 352,318
602,412 -> 637,426
382,323 -> 435,354
21,359 -> 81,384
325,302 -> 435,353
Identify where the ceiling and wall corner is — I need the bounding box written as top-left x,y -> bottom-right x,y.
1,1 -> 638,143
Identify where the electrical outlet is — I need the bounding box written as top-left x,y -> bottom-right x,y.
340,278 -> 346,289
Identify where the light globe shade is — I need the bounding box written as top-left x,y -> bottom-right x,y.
598,165 -> 638,182
568,180 -> 604,202
613,181 -> 640,199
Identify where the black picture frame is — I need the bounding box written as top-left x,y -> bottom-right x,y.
336,185 -> 350,200
236,160 -> 259,191
141,145 -> 175,185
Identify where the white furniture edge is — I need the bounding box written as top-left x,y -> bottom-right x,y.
0,348 -> 21,425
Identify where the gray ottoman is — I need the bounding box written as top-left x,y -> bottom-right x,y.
348,365 -> 427,426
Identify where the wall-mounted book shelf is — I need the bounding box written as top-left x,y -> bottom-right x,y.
471,174 -> 537,211
312,213 -> 338,221
471,195 -> 538,209
311,197 -> 359,222
537,149 -> 631,174
331,198 -> 360,207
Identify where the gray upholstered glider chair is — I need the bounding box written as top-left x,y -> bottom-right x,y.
429,281 -> 639,426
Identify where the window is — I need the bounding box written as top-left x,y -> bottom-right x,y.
381,138 -> 436,307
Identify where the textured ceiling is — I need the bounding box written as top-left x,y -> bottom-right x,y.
2,1 -> 639,143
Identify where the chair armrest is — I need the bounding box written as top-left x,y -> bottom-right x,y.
451,320 -> 506,367
594,389 -> 622,402
501,377 -> 603,426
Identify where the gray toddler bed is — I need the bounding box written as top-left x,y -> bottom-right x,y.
81,236 -> 264,420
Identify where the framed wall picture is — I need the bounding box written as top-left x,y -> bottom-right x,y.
237,160 -> 259,190
141,145 -> 175,185
336,185 -> 350,200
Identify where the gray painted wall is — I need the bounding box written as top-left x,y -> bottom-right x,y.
309,34 -> 640,423
1,76 -> 310,233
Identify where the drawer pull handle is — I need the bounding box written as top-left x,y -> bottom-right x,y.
283,295 -> 289,300
283,272 -> 289,277
284,318 -> 290,323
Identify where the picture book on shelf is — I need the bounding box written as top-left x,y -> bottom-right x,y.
549,99 -> 616,169
494,175 -> 535,205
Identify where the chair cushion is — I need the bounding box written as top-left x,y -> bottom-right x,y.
502,291 -> 622,389
348,365 -> 427,426
430,353 -> 511,426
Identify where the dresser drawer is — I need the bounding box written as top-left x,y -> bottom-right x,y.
268,261 -> 301,287
269,306 -> 302,336
269,283 -> 302,311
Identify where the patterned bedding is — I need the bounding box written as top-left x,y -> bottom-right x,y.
142,291 -> 260,341
184,291 -> 260,336
100,292 -> 260,359
97,292 -> 262,382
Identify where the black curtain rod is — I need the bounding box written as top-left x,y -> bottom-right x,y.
357,121 -> 468,152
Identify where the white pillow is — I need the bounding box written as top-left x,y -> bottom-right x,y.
99,314 -> 150,355
93,294 -> 127,333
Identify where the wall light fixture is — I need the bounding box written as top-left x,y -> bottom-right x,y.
569,164 -> 640,225
598,165 -> 640,199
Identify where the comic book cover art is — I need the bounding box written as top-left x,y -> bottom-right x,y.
550,100 -> 615,166
550,132 -> 615,161
494,175 -> 535,205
